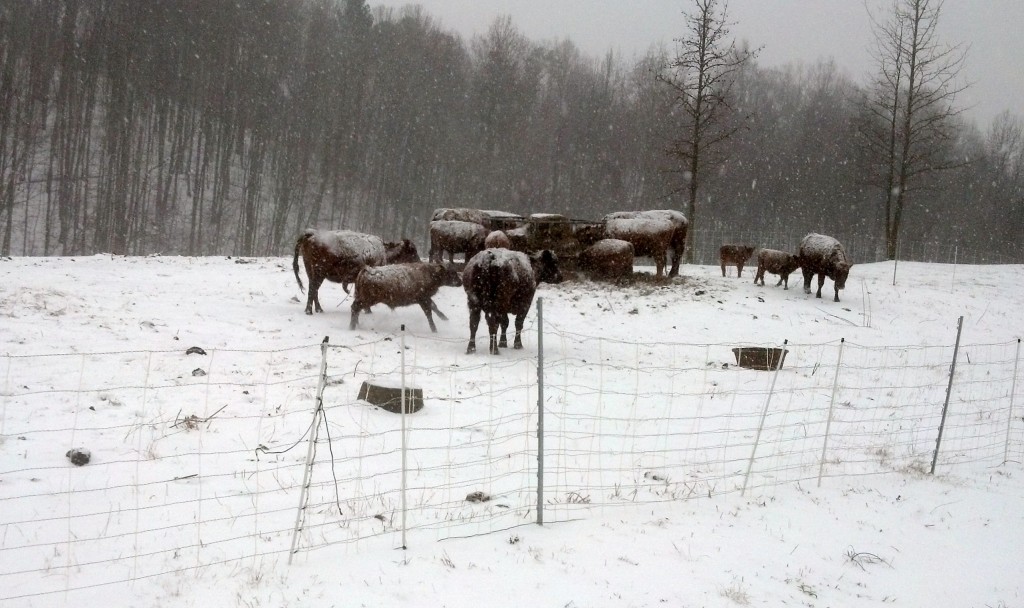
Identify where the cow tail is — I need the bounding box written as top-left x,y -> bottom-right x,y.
293,232 -> 309,294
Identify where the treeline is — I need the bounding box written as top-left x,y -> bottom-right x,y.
0,0 -> 1021,259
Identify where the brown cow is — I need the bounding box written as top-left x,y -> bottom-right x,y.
798,233 -> 852,302
349,262 -> 461,332
293,229 -> 419,315
754,249 -> 801,289
604,210 -> 687,277
719,244 -> 755,278
604,217 -> 674,278
429,220 -> 488,263
463,248 -> 562,354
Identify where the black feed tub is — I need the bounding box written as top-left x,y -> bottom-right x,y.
731,347 -> 788,371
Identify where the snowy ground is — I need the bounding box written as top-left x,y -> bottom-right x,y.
1,254 -> 1022,607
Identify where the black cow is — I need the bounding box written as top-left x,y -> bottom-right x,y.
798,233 -> 852,302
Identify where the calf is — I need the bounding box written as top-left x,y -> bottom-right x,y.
579,238 -> 634,280
463,248 -> 562,354
429,220 -> 488,263
719,244 -> 755,277
293,229 -> 419,314
798,233 -> 852,302
754,249 -> 801,289
350,262 -> 461,332
484,230 -> 512,249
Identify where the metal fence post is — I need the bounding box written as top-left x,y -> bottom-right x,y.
818,338 -> 845,487
742,339 -> 787,496
400,324 -> 408,550
931,317 -> 964,475
289,336 -> 329,564
1004,338 -> 1021,464
536,298 -> 545,526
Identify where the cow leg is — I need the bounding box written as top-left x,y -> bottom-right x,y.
497,314 -> 510,348
834,285 -> 841,303
778,273 -> 787,289
418,300 -> 438,333
485,312 -> 501,355
655,252 -> 666,278
720,261 -> 726,277
755,267 -> 764,286
668,249 -> 681,278
802,268 -> 813,294
307,276 -> 326,314
467,307 -> 481,354
736,263 -> 744,278
512,312 -> 526,349
430,299 -> 448,321
349,301 -> 361,330
816,273 -> 825,299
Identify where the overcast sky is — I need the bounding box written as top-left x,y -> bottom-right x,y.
372,0 -> 1023,129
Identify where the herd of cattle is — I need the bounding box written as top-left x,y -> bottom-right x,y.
292,208 -> 853,354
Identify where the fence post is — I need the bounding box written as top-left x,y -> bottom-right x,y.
536,298 -> 545,526
818,338 -> 845,487
742,339 -> 787,496
399,325 -> 409,550
1004,338 -> 1021,464
931,317 -> 964,475
289,336 -> 329,564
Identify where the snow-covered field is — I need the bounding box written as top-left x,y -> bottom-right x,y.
1,254 -> 1022,607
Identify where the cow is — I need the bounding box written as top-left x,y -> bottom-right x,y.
429,220 -> 488,263
463,248 -> 562,354
293,229 -> 419,315
754,249 -> 801,289
431,207 -> 488,226
349,262 -> 462,332
798,233 -> 852,302
603,210 -> 688,277
719,244 -> 755,278
484,230 -> 512,249
603,217 -> 675,278
578,238 -> 634,280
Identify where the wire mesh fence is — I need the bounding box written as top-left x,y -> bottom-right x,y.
1,327 -> 1022,602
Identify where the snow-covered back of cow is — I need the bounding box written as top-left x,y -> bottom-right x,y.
602,210 -> 687,277
604,217 -> 674,278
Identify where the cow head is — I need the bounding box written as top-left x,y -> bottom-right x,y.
530,249 -> 563,285
834,262 -> 852,289
384,239 -> 420,264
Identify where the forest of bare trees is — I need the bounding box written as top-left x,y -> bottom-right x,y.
0,0 -> 1020,260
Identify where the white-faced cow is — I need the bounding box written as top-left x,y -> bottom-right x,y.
754,249 -> 801,289
349,262 -> 461,332
293,229 -> 419,315
798,233 -> 852,302
463,248 -> 562,354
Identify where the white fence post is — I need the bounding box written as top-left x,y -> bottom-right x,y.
288,337 -> 329,564
818,339 -> 845,487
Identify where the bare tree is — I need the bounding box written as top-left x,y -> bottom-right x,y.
658,0 -> 757,262
858,0 -> 968,259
